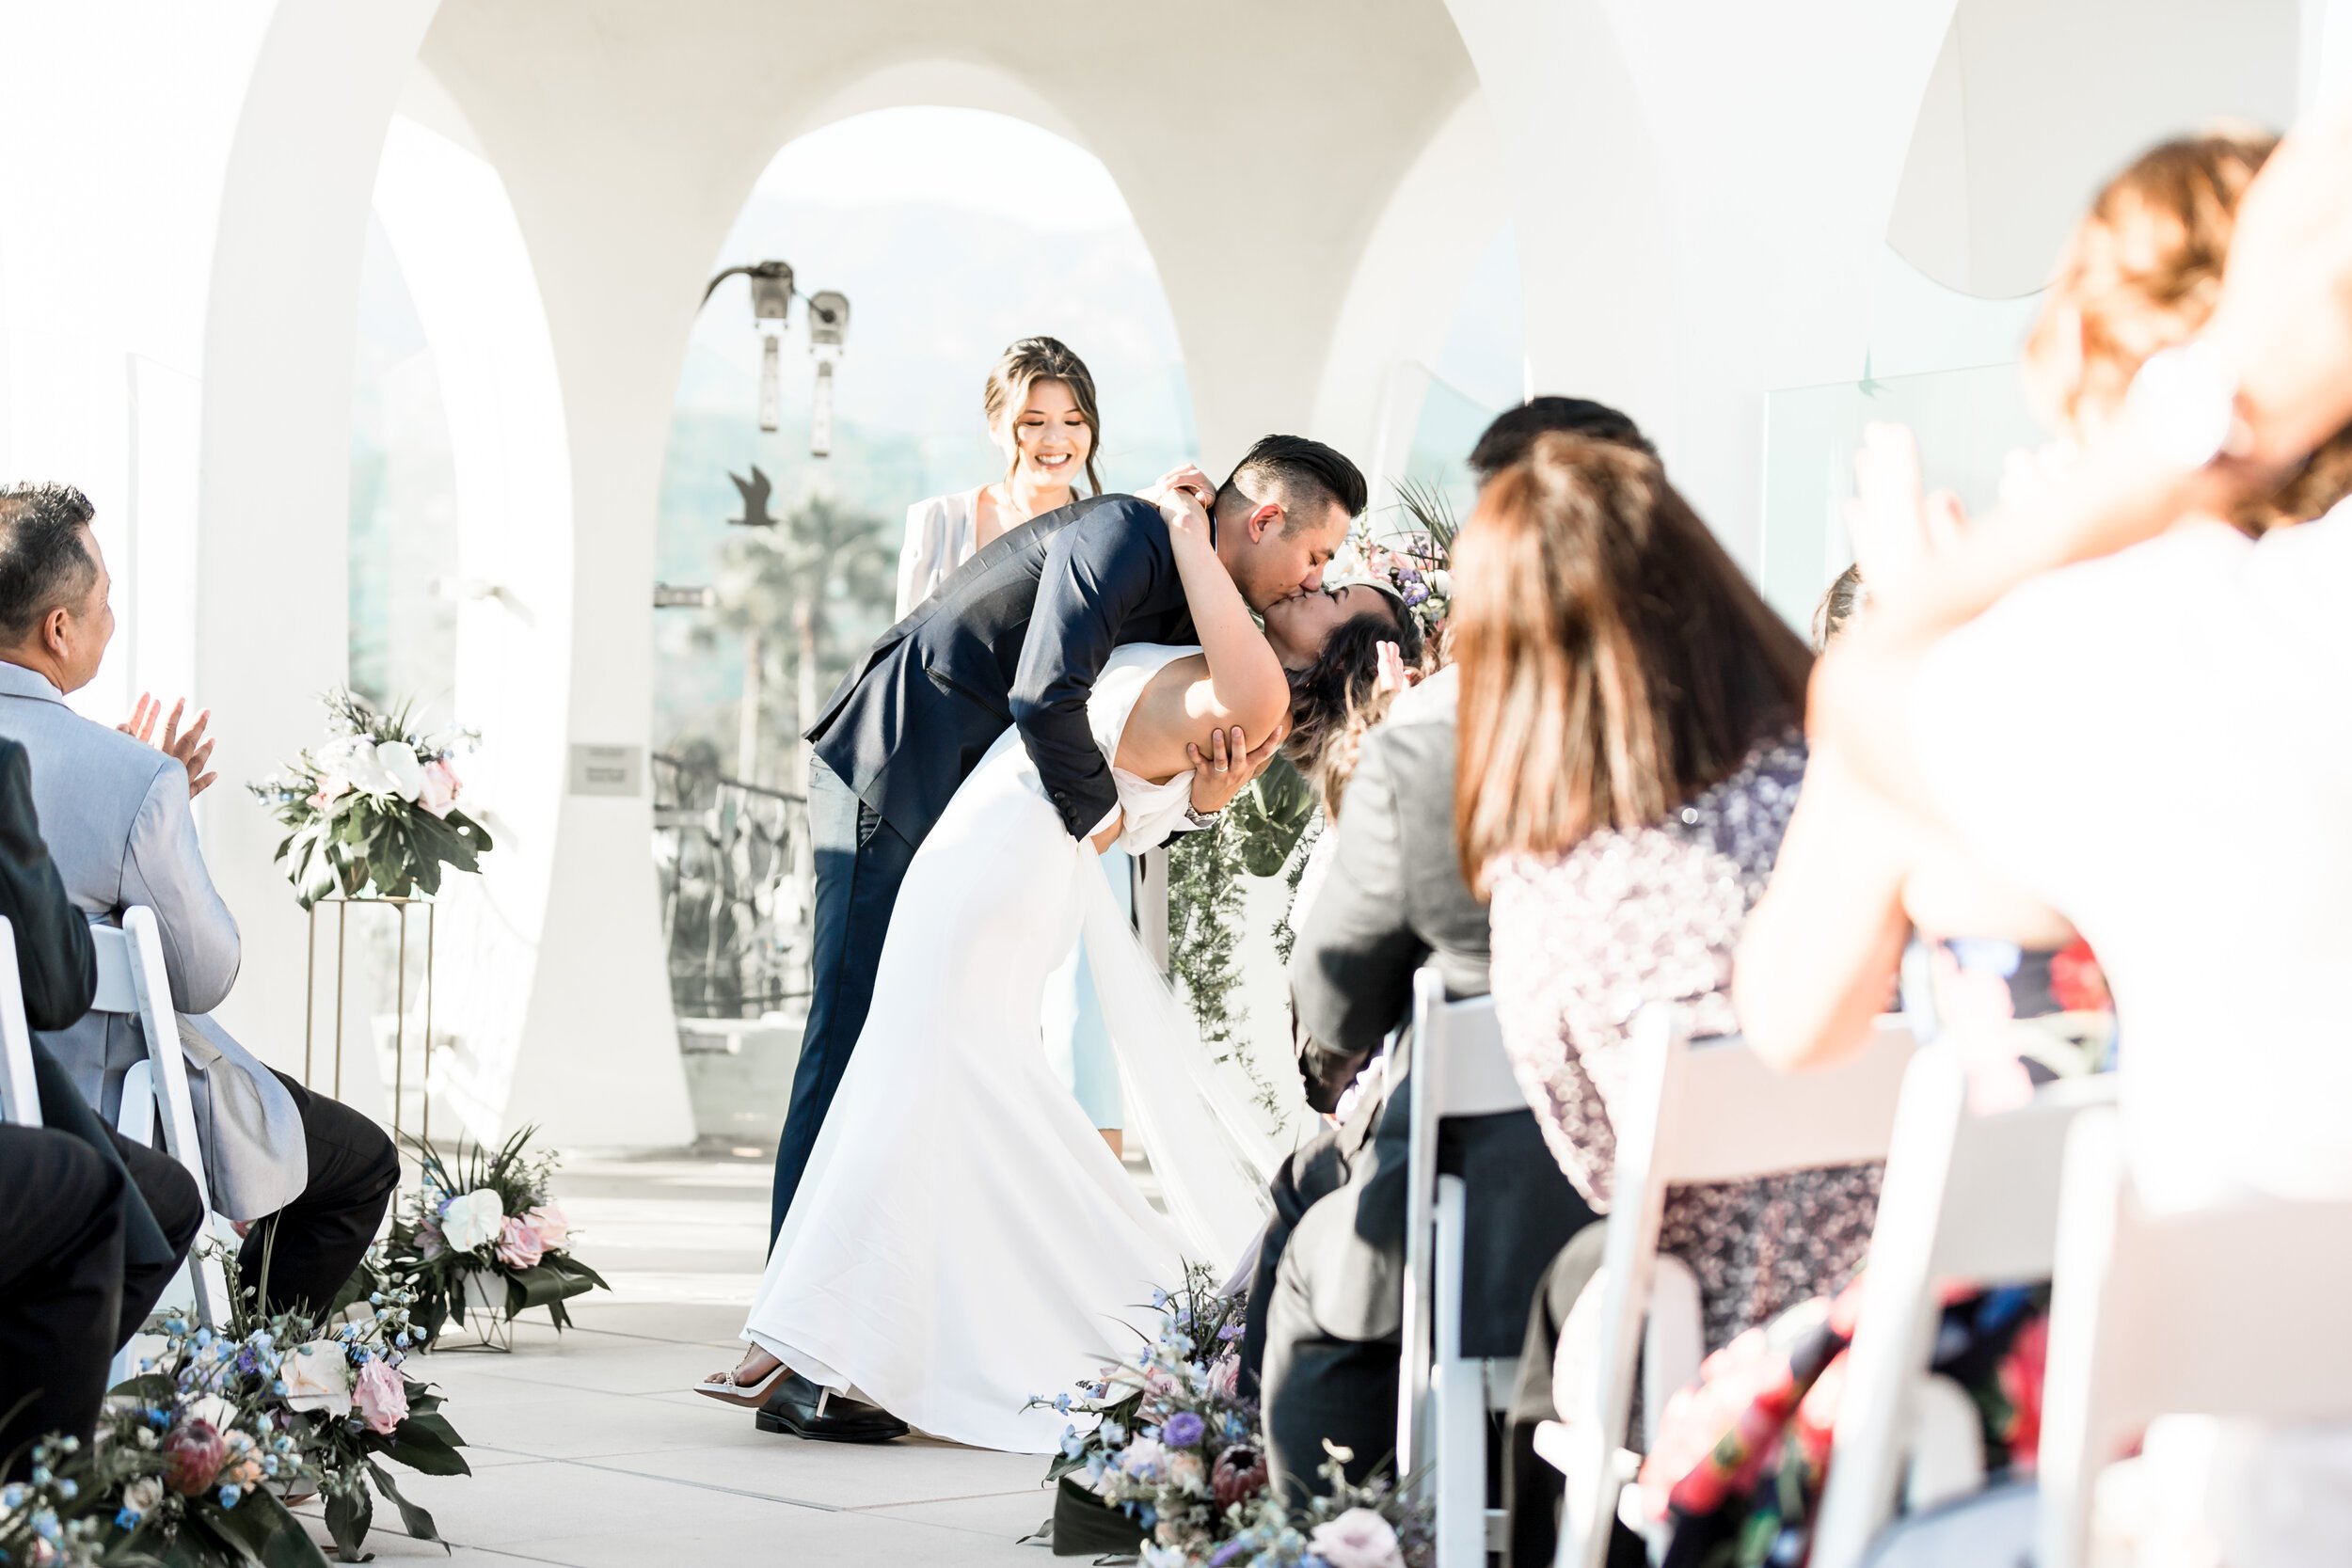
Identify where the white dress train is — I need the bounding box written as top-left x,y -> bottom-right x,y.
744,643 -> 1283,1452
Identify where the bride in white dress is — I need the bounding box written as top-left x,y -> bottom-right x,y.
697,495 -> 1417,1451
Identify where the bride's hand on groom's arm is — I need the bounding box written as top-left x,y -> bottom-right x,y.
1142,465 -> 1217,554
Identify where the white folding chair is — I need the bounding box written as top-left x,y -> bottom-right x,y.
1397,969 -> 1530,1567
102,906 -> 226,1326
0,916 -> 40,1128
1809,1047 -> 2117,1568
2036,1107 -> 2352,1568
1549,1007 -> 1918,1568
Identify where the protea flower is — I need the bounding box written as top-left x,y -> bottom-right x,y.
1211,1445 -> 1266,1508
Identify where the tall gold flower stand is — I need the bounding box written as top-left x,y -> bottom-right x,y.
299,895 -> 437,1148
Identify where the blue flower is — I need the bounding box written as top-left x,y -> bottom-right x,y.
115,1508 -> 144,1530
1054,1391 -> 1073,1415
1100,1420 -> 1126,1447
1164,1412 -> 1205,1448
217,1484 -> 243,1509
54,1480 -> 76,1501
1136,1505 -> 1157,1530
1060,1426 -> 1086,1460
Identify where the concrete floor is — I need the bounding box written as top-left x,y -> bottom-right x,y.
310,1151 -> 1062,1566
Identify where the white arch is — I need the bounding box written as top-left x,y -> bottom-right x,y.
1309,90 -> 1515,487
372,98 -> 692,1146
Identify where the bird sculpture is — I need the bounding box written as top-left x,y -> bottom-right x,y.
727,465 -> 777,529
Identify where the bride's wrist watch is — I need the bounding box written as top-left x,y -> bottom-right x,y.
1182,803 -> 1222,831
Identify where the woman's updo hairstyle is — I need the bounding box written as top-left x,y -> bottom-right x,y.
982,336 -> 1104,498
1281,590 -> 1424,818
2023,128 -> 2352,533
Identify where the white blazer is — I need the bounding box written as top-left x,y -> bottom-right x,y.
895,486 -> 985,618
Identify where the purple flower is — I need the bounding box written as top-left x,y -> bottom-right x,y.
1163,1411 -> 1206,1449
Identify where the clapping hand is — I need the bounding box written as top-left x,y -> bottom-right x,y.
1847,422 -> 1964,607
1188,719 -> 1288,817
119,693 -> 217,799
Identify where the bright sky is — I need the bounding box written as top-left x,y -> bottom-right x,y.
753,107 -> 1136,234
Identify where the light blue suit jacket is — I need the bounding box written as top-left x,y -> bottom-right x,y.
0,660 -> 306,1218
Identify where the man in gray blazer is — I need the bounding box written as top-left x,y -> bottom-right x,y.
0,483 -> 398,1314
1254,400 -> 1657,1533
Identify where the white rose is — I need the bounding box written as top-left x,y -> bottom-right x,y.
123,1477 -> 163,1514
440,1188 -> 506,1253
280,1340 -> 353,1418
1425,569 -> 1453,598
375,741 -> 427,801
318,736 -> 398,797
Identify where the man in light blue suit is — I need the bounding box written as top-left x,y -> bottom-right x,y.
0,483 -> 397,1314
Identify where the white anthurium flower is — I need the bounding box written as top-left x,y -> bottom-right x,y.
318,736 -> 399,797
375,741 -> 428,802
440,1187 -> 506,1253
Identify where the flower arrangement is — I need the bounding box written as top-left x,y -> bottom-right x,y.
1031,1266 -> 1429,1568
375,1129 -> 608,1349
0,1250 -> 467,1566
247,689 -> 492,910
1325,478 -> 1457,650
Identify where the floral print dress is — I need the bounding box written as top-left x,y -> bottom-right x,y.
1483,730 -> 1883,1354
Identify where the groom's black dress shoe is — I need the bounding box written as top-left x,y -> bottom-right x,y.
755,1371 -> 909,1443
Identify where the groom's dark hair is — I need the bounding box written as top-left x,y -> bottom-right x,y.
1216,435 -> 1366,533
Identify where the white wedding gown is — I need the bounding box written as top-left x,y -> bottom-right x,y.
744,643 -> 1284,1452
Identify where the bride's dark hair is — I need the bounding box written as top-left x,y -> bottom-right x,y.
1282,594 -> 1425,817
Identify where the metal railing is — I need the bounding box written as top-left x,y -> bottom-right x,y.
650,751 -> 813,1020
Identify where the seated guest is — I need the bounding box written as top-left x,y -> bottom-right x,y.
1740,129 -> 2352,1093
0,483 -> 397,1316
1455,436 -> 1881,1355
1809,119 -> 2352,1567
0,735 -> 200,1474
1252,401 -> 1651,1510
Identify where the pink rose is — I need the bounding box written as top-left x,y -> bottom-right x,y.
353,1357 -> 409,1435
419,759 -> 461,818
1310,1508 -> 1406,1568
495,1213 -> 545,1269
522,1202 -> 570,1253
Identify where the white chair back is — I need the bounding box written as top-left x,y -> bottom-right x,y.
1398,969 -> 1526,1568
1556,1008 -> 1917,1568
1810,1047 -> 2117,1568
2037,1108 -> 2352,1568
0,916 -> 40,1128
100,907 -> 223,1324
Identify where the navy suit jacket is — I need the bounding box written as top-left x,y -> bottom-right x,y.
806,493 -> 1197,843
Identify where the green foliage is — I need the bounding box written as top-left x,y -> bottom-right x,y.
1166,827 -> 1286,1127
247,689 -> 491,911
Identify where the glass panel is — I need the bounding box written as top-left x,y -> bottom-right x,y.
1758,360 -> 2044,630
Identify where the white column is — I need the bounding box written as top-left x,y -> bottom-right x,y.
194,0 -> 446,1074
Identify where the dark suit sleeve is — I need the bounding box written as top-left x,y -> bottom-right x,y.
0,741 -> 97,1030
1009,498 -> 1176,839
1287,726 -> 1428,1111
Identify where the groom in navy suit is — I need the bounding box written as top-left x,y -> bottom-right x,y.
762,437 -> 1361,1437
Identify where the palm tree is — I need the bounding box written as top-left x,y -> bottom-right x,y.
694,491 -> 893,792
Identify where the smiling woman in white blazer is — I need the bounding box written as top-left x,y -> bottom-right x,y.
893,335 -> 1104,617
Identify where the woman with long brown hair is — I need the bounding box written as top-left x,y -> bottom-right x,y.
1454,432 -> 1880,1352
894,334 -> 1104,616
